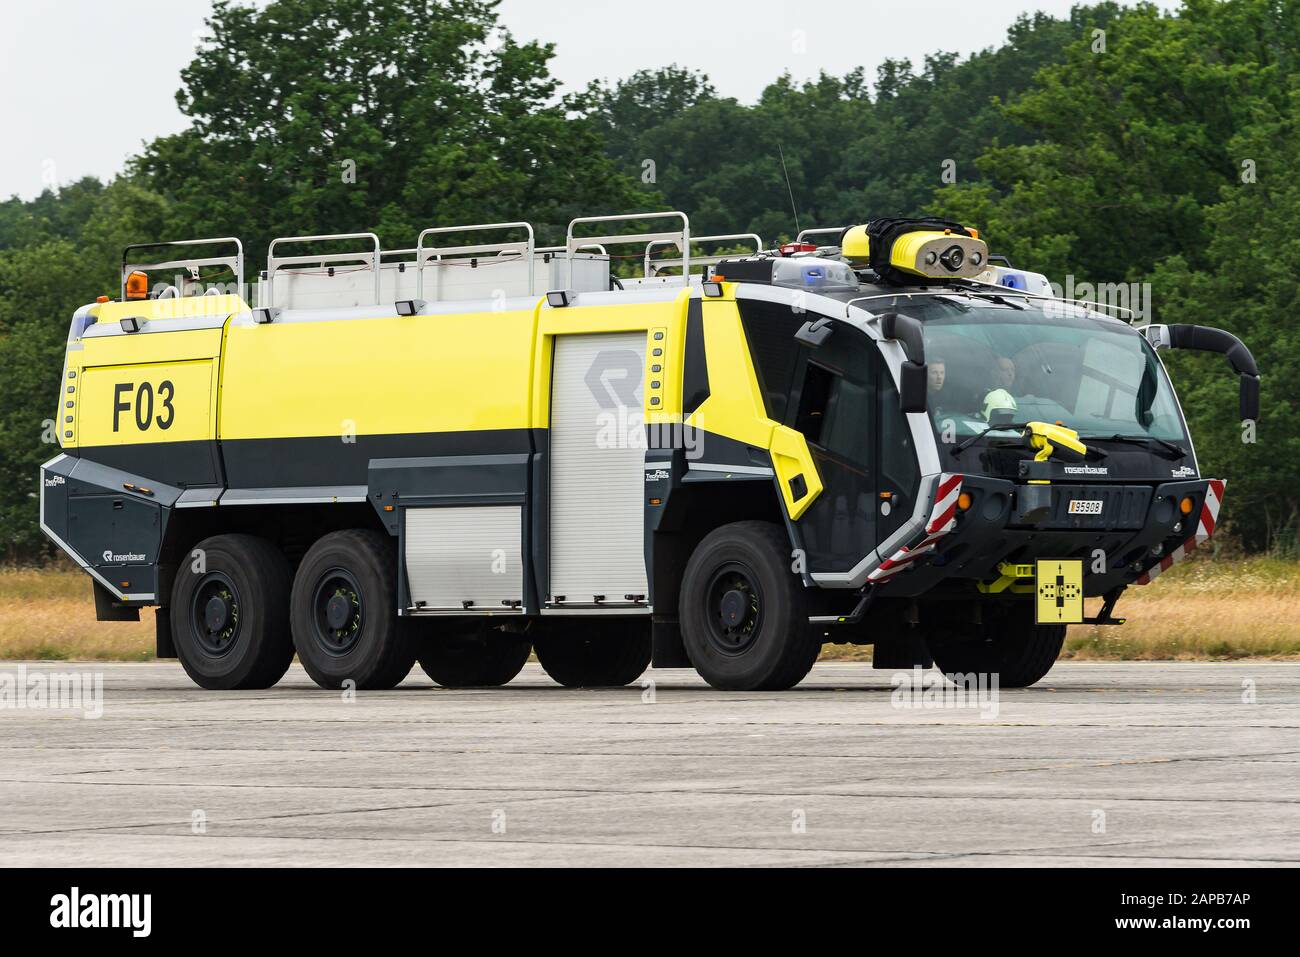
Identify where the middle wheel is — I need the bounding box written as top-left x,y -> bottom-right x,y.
533,621 -> 650,688
290,528 -> 415,690
416,621 -> 532,688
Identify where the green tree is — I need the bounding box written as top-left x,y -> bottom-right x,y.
0,180 -> 175,558
937,0 -> 1300,549
134,0 -> 654,266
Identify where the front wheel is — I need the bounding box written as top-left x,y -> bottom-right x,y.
925,607 -> 1065,688
678,521 -> 819,691
290,529 -> 415,690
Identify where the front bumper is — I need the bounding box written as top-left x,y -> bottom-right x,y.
867,474 -> 1224,598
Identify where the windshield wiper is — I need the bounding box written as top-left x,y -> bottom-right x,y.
1082,434 -> 1186,460
951,422 -> 1032,456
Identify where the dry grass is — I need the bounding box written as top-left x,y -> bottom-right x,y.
2,555 -> 1297,662
0,564 -> 154,660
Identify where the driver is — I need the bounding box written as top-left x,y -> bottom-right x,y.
981,356 -> 1018,421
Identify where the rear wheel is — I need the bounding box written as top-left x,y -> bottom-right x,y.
416,621 -> 531,688
290,529 -> 415,690
924,605 -> 1065,688
679,521 -> 818,691
169,534 -> 294,690
533,621 -> 650,688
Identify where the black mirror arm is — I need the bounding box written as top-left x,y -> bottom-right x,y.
1164,324 -> 1260,421
878,311 -> 926,366
1166,324 -> 1258,377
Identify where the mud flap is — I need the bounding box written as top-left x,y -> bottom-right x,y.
155,607 -> 177,659
92,580 -> 140,622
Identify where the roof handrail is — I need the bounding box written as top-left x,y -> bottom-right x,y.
644,232 -> 763,277
416,222 -> 535,298
121,237 -> 244,300
266,232 -> 382,308
795,226 -> 848,246
566,211 -> 690,289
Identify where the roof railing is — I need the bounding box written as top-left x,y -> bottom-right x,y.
566,211 -> 690,289
265,232 -> 382,308
795,226 -> 847,246
121,238 -> 244,300
643,233 -> 764,277
416,222 -> 536,298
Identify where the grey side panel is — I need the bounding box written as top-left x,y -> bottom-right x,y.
40,453 -> 160,602
369,454 -> 529,508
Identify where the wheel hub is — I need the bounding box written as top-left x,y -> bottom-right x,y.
325,593 -> 352,630
719,588 -> 749,627
311,570 -> 364,656
704,563 -> 763,656
203,595 -> 231,633
191,574 -> 240,657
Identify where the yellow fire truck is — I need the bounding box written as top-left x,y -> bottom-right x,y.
40,214 -> 1259,691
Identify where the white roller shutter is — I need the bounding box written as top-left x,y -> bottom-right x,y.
405,506 -> 523,610
549,332 -> 649,605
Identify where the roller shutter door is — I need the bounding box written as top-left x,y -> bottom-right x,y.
548,332 -> 649,605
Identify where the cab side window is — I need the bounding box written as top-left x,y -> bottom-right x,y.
793,346 -> 873,466
738,300 -> 805,422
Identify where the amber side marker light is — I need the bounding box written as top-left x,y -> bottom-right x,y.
124,270 -> 149,300
957,492 -> 974,511
1180,496 -> 1195,515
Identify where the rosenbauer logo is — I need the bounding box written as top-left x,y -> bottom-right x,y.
102,550 -> 147,563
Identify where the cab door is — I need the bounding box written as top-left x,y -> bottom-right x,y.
786,329 -> 879,575
876,361 -> 923,543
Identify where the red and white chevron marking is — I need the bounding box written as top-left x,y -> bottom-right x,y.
867,473 -> 963,583
1135,479 -> 1226,585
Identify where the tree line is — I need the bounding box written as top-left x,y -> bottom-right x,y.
1,0 -> 1295,558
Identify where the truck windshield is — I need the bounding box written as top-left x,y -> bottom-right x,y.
903,297 -> 1187,444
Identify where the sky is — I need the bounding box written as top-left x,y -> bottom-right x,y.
0,0 -> 1184,200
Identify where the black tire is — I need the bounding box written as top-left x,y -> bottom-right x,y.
925,608 -> 1066,688
290,529 -> 414,690
169,534 -> 294,690
416,622 -> 531,688
533,621 -> 650,688
678,521 -> 818,691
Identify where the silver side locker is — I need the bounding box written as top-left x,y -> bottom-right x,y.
404,506 -> 524,612
548,331 -> 649,609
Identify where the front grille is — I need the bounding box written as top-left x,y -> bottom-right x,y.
1010,484 -> 1152,530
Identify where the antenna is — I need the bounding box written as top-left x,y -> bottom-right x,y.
777,144 -> 801,235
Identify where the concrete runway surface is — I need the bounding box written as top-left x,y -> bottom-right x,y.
0,661 -> 1296,867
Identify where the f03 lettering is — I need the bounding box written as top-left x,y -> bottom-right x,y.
113,381 -> 175,432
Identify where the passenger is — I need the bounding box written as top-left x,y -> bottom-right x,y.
981,356 -> 1018,421
927,357 -> 947,406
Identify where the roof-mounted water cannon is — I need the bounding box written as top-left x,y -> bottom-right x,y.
840,218 -> 989,284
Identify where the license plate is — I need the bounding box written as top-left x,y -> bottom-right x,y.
1035,559 -> 1084,624
1068,499 -> 1103,515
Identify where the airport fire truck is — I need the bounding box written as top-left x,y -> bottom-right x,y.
39,214 -> 1260,691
